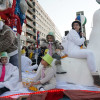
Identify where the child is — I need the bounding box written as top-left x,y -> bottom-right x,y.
41,32 -> 66,74
66,20 -> 96,73
0,52 -> 20,95
30,54 -> 56,91
21,49 -> 38,72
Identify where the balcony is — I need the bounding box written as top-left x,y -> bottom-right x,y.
26,37 -> 35,43
26,21 -> 33,28
28,7 -> 33,14
26,14 -> 33,21
27,0 -> 33,8
26,29 -> 34,35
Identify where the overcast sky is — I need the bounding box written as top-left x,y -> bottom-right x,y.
37,0 -> 100,39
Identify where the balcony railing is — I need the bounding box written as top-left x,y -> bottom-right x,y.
26,14 -> 33,21
26,21 -> 33,28
28,7 -> 33,14
26,29 -> 34,35
27,0 -> 33,8
26,37 -> 35,43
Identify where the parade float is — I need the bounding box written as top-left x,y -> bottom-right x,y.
1,0 -> 100,100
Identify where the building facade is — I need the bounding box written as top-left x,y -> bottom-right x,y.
21,0 -> 62,47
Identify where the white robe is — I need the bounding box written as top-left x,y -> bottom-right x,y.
66,29 -> 96,72
0,63 -> 20,91
21,55 -> 38,72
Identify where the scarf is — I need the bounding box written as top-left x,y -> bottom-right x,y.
48,42 -> 53,56
0,64 -> 5,82
41,67 -> 46,79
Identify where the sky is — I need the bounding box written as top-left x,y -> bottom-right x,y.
37,0 -> 100,39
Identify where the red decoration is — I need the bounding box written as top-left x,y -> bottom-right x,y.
0,0 -> 22,34
36,31 -> 39,48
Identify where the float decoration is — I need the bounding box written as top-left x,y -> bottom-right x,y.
76,15 -> 87,25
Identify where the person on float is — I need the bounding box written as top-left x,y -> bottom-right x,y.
30,54 -> 56,91
66,20 -> 97,74
0,52 -> 20,95
21,49 -> 38,72
41,32 -> 66,74
0,17 -> 18,67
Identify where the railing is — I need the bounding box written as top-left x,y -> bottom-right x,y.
27,21 -> 33,28
27,0 -> 33,8
26,29 -> 34,35
26,37 -> 35,43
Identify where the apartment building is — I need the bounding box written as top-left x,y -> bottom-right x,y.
21,0 -> 62,46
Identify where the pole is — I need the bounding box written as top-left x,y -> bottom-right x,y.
80,13 -> 83,33
18,33 -> 22,82
35,31 -> 39,65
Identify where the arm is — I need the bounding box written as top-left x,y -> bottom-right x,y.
30,68 -> 41,86
0,30 -> 14,52
33,68 -> 41,82
69,30 -> 85,46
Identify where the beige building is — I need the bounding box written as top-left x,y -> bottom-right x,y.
21,0 -> 62,47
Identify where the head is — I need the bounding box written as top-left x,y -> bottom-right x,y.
72,20 -> 81,32
41,59 -> 49,68
21,49 -> 26,56
1,57 -> 8,65
46,32 -> 55,42
28,45 -> 33,50
0,52 -> 8,65
41,54 -> 53,67
22,46 -> 27,50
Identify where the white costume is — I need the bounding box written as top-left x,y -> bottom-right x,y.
66,29 -> 96,73
0,63 -> 20,91
62,36 -> 68,55
21,55 -> 38,72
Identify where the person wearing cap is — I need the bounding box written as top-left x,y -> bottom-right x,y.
21,49 -> 38,72
0,52 -> 20,95
0,17 -> 18,67
30,54 -> 56,91
41,32 -> 66,74
66,20 -> 96,73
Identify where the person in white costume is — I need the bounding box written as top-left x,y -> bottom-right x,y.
66,20 -> 96,73
0,52 -> 20,95
21,49 -> 38,72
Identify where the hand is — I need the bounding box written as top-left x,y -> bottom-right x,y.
83,34 -> 86,38
34,81 -> 41,85
80,32 -> 83,37
30,81 -> 41,87
80,32 -> 86,39
56,49 -> 60,52
30,82 -> 36,87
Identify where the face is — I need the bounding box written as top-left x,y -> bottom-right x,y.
47,36 -> 53,42
73,23 -> 80,32
30,46 -> 33,49
1,57 -> 8,65
41,59 -> 49,67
